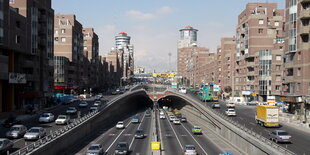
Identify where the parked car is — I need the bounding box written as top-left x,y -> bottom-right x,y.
116,121 -> 125,129
212,102 -> 220,108
24,127 -> 46,140
0,138 -> 13,153
268,130 -> 292,143
114,142 -> 129,155
2,115 -> 22,128
79,101 -> 88,108
6,125 -> 27,139
226,103 -> 235,108
134,130 -> 145,139
173,119 -> 181,125
181,117 -> 187,122
86,144 -> 104,155
66,107 -> 77,114
39,113 -> 55,123
192,126 -> 202,134
55,115 -> 70,125
183,145 -> 197,155
247,101 -> 259,106
225,108 -> 236,116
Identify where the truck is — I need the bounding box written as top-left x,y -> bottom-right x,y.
255,105 -> 279,127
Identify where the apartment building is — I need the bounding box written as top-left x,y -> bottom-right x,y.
4,0 -> 54,112
54,14 -> 84,93
235,3 -> 285,100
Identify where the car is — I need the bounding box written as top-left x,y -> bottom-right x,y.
94,101 -> 101,106
90,105 -> 99,111
66,107 -> 77,114
179,87 -> 187,94
2,115 -> 22,128
212,102 -> 220,108
173,119 -> 181,125
24,127 -> 46,140
95,95 -> 102,100
181,117 -> 187,122
268,130 -> 292,143
131,116 -> 140,123
5,125 -> 27,139
0,138 -> 13,153
86,144 -> 104,155
225,108 -> 236,116
114,142 -> 129,155
116,121 -> 125,129
226,103 -> 235,108
55,115 -> 70,125
39,113 -> 55,123
134,130 -> 145,139
169,115 -> 176,122
192,126 -> 202,134
183,145 -> 197,155
159,114 -> 166,119
247,101 -> 259,106
79,101 -> 88,107
159,111 -> 164,115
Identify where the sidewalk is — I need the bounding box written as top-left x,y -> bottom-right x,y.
279,112 -> 310,133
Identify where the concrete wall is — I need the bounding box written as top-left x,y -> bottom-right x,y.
31,90 -> 152,155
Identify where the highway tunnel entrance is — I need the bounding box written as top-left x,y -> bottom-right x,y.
157,96 -> 187,110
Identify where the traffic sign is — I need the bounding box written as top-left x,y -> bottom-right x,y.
151,142 -> 160,150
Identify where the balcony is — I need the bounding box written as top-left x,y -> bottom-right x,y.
247,61 -> 255,67
283,76 -> 294,83
300,25 -> 310,36
284,61 -> 294,69
301,10 -> 310,20
247,71 -> 255,76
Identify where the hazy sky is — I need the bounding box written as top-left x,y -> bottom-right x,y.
52,0 -> 284,73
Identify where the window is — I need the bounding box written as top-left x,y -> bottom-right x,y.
15,35 -> 20,44
276,85 -> 280,90
276,55 -> 281,61
84,46 -> 87,50
61,37 -> 66,42
54,37 -> 59,41
274,21 -> 279,26
276,65 -> 281,71
276,75 -> 281,81
61,29 -> 66,33
258,29 -> 263,34
297,68 -> 301,76
259,19 -> 264,24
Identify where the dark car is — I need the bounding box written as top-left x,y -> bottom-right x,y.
134,130 -> 145,139
2,115 -> 22,128
115,142 -> 129,154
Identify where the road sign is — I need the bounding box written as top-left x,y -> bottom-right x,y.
151,142 -> 160,150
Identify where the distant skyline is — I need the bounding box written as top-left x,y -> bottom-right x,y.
52,0 -> 285,72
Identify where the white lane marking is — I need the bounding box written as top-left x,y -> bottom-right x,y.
165,113 -> 183,149
181,124 -> 208,155
129,113 -> 146,149
157,109 -> 164,151
105,120 -> 132,152
249,122 -> 256,126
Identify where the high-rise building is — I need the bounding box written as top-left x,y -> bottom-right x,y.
282,0 -> 310,99
178,26 -> 198,49
115,32 -> 130,50
83,28 -> 99,62
234,3 -> 285,100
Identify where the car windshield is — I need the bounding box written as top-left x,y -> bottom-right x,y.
11,127 -> 21,131
29,129 -> 40,133
41,114 -> 49,117
278,131 -> 289,135
185,146 -> 195,150
118,122 -> 123,125
89,146 -> 100,150
136,130 -> 143,134
194,127 -> 200,129
58,116 -> 66,119
68,107 -> 75,110
228,109 -> 235,112
0,141 -> 2,146
116,143 -> 126,149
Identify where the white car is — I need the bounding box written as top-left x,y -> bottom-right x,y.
159,111 -> 164,115
173,119 -> 181,125
169,116 -> 176,122
79,101 -> 88,107
179,87 -> 187,94
225,108 -> 236,116
94,101 -> 101,106
184,145 -> 197,155
38,113 -> 55,123
116,121 -> 125,129
159,114 -> 166,119
226,103 -> 235,108
66,107 -> 77,114
24,127 -> 46,140
55,115 -> 70,125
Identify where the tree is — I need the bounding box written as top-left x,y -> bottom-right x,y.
224,86 -> 232,93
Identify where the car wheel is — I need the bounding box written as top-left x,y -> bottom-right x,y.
275,138 -> 278,143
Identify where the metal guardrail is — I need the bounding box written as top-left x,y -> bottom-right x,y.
10,110 -> 99,155
166,89 -> 296,155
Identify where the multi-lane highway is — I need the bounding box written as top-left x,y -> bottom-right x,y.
0,95 -> 115,154
188,92 -> 310,155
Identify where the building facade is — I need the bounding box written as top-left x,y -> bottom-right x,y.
178,26 -> 198,49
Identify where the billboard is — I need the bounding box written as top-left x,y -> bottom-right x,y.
9,73 -> 26,84
213,85 -> 220,92
152,73 -> 175,78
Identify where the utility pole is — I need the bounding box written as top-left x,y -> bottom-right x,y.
168,52 -> 172,72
